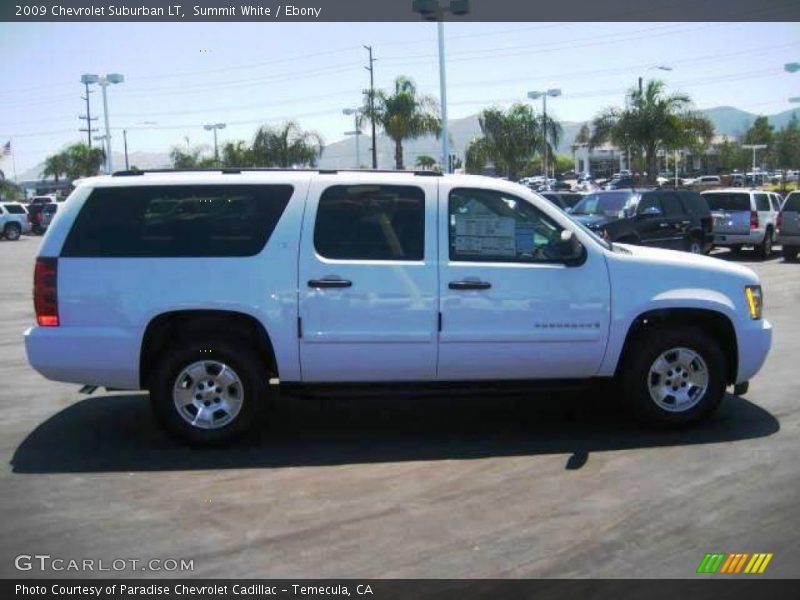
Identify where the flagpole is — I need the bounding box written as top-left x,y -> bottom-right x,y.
10,138 -> 18,183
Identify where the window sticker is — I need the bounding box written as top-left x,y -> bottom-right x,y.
454,215 -> 516,257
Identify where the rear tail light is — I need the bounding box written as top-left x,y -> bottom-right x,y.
34,257 -> 59,327
750,210 -> 759,230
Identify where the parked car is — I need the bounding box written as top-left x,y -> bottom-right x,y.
701,189 -> 780,257
777,190 -> 800,261
30,194 -> 58,204
540,192 -> 584,212
0,202 -> 32,240
604,177 -> 636,190
570,189 -> 709,253
693,175 -> 721,186
25,170 -> 771,444
27,202 -> 58,235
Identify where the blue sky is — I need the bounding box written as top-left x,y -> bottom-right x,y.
0,21 -> 798,175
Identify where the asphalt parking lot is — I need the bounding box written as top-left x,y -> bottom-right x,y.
0,236 -> 798,579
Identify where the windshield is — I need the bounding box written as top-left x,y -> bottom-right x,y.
704,193 -> 750,212
571,192 -> 636,217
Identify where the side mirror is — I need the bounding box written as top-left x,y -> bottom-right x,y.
559,230 -> 586,267
638,205 -> 662,218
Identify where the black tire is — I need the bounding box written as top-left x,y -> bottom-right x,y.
150,337 -> 269,445
622,326 -> 727,427
685,234 -> 703,254
756,228 -> 773,258
3,223 -> 21,241
784,246 -> 799,262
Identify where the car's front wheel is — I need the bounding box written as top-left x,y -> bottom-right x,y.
623,326 -> 726,426
3,223 -> 21,241
150,337 -> 268,445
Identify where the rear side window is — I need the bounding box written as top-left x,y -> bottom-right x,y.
659,193 -> 685,217
314,185 -> 425,261
678,191 -> 710,217
637,193 -> 662,214
704,193 -> 751,212
784,193 -> 800,212
3,204 -> 25,214
62,185 -> 293,257
755,194 -> 770,211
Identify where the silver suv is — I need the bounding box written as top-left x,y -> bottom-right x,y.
777,191 -> 800,261
702,189 -> 781,257
0,202 -> 31,241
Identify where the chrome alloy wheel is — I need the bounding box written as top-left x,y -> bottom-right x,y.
647,347 -> 709,412
173,361 -> 244,429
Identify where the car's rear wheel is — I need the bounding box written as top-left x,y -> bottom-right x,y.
623,326 -> 726,426
757,228 -> 773,258
784,245 -> 799,262
3,223 -> 21,241
150,337 -> 268,445
686,235 -> 703,254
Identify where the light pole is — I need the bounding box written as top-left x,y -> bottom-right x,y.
742,144 -> 767,174
79,74 -> 99,148
343,108 -> 362,168
527,89 -> 561,179
204,123 -> 226,165
412,1 -> 470,173
88,73 -> 125,173
121,121 -> 157,171
639,65 -> 672,96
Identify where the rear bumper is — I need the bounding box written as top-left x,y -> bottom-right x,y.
736,319 -> 772,384
713,231 -> 763,246
24,325 -> 141,390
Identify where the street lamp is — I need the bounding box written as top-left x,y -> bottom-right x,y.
527,89 -> 561,179
784,62 -> 800,73
204,123 -> 226,164
742,144 -> 767,174
639,65 -> 672,96
343,108 -> 362,168
84,73 -> 124,173
412,0 -> 470,173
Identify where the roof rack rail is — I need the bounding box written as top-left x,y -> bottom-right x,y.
110,167 -> 449,177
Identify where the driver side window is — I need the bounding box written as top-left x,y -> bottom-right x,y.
449,188 -> 566,263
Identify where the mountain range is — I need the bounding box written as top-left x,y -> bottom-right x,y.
17,106 -> 799,181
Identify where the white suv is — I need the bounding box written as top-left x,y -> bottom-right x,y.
1,202 -> 31,240
702,189 -> 781,257
24,170 -> 772,444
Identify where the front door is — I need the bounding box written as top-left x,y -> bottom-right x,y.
298,177 -> 439,382
437,184 -> 611,381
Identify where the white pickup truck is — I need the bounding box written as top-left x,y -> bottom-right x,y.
24,170 -> 772,444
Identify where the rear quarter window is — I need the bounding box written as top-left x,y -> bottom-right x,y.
3,204 -> 26,214
703,193 -> 751,212
755,194 -> 770,211
784,193 -> 800,212
61,184 -> 293,257
678,191 -> 710,217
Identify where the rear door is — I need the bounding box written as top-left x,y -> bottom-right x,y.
658,190 -> 691,249
780,193 -> 800,241
298,176 -> 438,382
634,192 -> 669,246
704,192 -> 752,236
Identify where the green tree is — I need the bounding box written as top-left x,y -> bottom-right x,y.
591,80 -> 714,183
774,114 -> 800,170
169,145 -> 215,168
251,121 -> 323,167
361,76 -> 441,170
574,123 -> 591,146
42,143 -> 105,183
42,153 -> 69,182
415,154 -> 437,170
220,140 -> 255,168
465,103 -> 560,179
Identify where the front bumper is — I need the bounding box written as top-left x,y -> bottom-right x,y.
736,319 -> 772,384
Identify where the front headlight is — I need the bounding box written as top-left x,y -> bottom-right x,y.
745,285 -> 763,320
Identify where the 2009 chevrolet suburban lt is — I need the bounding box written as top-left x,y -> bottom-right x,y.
24,170 -> 772,444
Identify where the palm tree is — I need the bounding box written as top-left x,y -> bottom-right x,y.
415,155 -> 437,170
63,143 -> 105,180
251,121 -> 323,168
42,153 -> 68,183
361,76 -> 441,170
220,141 -> 255,168
169,145 -> 215,169
465,104 -> 561,180
591,80 -> 714,183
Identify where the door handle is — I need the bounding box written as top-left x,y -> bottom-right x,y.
308,277 -> 352,289
449,280 -> 491,290
659,222 -> 670,228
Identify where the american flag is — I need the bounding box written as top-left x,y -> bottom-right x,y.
1,141 -> 10,156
